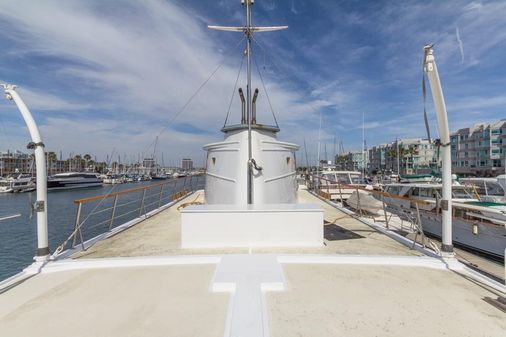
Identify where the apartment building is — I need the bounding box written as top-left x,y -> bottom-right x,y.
0,151 -> 32,176
450,119 -> 506,176
1,150 -> 103,177
368,144 -> 387,174
335,151 -> 368,172
181,158 -> 193,171
368,139 -> 438,175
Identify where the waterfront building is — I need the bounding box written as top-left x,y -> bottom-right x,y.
0,150 -> 32,176
368,144 -> 387,175
1,150 -> 107,177
140,158 -> 155,175
335,151 -> 368,172
450,119 -> 506,176
368,138 -> 438,176
181,158 -> 193,171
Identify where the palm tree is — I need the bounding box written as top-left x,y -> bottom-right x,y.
83,154 -> 92,171
73,155 -> 83,172
47,151 -> 57,175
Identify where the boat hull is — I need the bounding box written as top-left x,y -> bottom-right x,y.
418,211 -> 505,258
47,179 -> 103,190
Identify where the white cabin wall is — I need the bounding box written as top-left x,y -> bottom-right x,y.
252,130 -> 298,204
204,130 -> 248,204
204,128 -> 298,205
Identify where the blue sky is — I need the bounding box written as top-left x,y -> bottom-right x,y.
0,0 -> 505,166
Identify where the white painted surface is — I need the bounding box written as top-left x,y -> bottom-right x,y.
204,128 -> 299,205
181,204 -> 323,248
3,85 -> 49,258
278,254 -> 447,269
212,255 -> 285,337
424,47 -> 453,252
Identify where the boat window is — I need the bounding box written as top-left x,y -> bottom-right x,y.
335,173 -> 350,184
322,173 -> 335,183
468,182 -> 487,196
419,188 -> 432,198
454,208 -> 465,218
386,186 -> 400,195
485,182 -> 504,196
411,188 -> 419,196
350,175 -> 362,184
452,187 -> 473,199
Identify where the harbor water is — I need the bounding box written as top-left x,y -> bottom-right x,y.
0,177 -> 204,280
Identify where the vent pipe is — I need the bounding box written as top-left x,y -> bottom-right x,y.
252,88 -> 259,124
238,87 -> 246,124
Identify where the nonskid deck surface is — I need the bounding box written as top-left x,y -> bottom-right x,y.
71,189 -> 421,258
1,189 -> 505,337
0,265 -> 229,337
0,260 -> 504,337
269,264 -> 506,337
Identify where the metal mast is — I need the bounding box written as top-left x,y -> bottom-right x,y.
245,0 -> 254,204
423,45 -> 454,255
208,0 -> 287,204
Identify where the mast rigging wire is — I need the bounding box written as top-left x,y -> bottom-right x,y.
252,51 -> 279,128
223,53 -> 245,127
141,36 -> 246,157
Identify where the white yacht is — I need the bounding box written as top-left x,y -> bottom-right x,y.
0,173 -> 36,193
383,183 -> 506,258
47,172 -> 103,190
102,173 -> 124,184
316,168 -> 364,201
0,3 -> 504,337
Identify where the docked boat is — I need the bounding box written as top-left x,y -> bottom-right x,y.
316,168 -> 365,201
0,173 -> 36,193
461,175 -> 506,203
151,173 -> 169,180
383,183 -> 506,258
173,171 -> 187,178
47,172 -> 103,190
102,173 -> 124,184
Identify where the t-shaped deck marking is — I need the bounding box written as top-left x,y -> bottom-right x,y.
212,255 -> 285,337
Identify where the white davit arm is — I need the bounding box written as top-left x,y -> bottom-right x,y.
423,45 -> 454,255
1,84 -> 50,261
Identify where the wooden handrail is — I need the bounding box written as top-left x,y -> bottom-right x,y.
73,179 -> 178,204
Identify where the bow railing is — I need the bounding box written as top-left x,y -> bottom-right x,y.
54,175 -> 205,255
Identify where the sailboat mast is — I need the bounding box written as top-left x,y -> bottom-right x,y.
207,0 -> 287,204
362,111 -> 365,177
246,0 -> 253,204
317,112 -> 322,182
303,138 -> 310,169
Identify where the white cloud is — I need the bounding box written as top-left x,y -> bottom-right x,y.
0,0 -> 329,163
0,0 -> 504,166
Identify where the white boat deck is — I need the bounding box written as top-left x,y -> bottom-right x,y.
270,264 -> 505,337
0,265 -> 229,337
0,189 -> 504,337
71,189 -> 421,258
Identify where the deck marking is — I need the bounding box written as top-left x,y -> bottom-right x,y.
212,255 -> 285,337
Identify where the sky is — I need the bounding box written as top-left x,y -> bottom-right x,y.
0,0 -> 505,167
